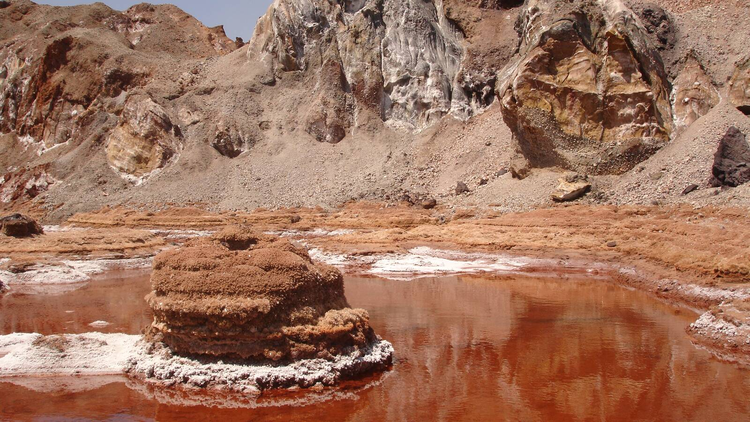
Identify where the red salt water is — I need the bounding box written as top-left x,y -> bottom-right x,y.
1,272 -> 749,421
0,269 -> 152,336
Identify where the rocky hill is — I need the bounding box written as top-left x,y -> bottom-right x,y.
1,0 -> 749,219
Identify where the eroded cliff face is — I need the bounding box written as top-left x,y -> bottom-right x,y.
499,0 -> 673,175
250,0 -> 475,134
671,54 -> 719,131
0,0 -> 235,181
105,96 -> 182,181
1,0 -> 749,214
730,58 -> 750,115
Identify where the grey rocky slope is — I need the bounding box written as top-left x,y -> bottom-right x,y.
1,0 -> 749,220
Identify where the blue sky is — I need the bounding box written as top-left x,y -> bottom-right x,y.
38,1 -> 274,41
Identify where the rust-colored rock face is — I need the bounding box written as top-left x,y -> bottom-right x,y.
0,165 -> 54,204
730,58 -> 750,115
672,55 -> 719,131
145,227 -> 380,362
500,0 -> 673,175
105,96 -> 181,179
0,1 -> 235,151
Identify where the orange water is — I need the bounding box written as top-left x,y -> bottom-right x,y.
1,273 -> 749,421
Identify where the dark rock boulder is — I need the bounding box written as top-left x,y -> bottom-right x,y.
709,127 -> 750,188
422,198 -> 437,210
1,214 -> 44,237
681,184 -> 699,196
630,3 -> 676,51
455,182 -> 470,195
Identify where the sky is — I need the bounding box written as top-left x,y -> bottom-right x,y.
38,1 -> 275,41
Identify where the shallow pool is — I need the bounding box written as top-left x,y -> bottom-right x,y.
1,271 -> 749,421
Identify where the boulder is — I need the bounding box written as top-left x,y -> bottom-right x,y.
455,181 -> 470,195
681,184 -> 699,196
500,0 -> 673,175
0,214 -> 44,237
145,226 -> 389,364
709,127 -> 750,187
551,175 -> 592,202
421,198 -> 438,210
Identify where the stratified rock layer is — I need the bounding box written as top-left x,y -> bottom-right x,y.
500,0 -> 673,175
105,95 -> 181,179
145,226 -> 387,364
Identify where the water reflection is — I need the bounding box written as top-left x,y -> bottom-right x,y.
0,270 -> 152,335
1,273 -> 749,421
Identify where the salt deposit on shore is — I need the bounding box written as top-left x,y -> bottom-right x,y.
310,246 -> 539,279
0,332 -> 394,394
0,333 -> 138,376
126,338 -> 394,392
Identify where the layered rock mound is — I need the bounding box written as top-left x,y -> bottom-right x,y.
144,226 -> 389,365
500,0 -> 673,175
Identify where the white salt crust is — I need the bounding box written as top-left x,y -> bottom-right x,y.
0,333 -> 393,393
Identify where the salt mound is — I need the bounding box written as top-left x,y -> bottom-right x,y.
142,225 -> 392,368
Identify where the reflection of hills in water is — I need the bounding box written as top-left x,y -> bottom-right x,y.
345,275 -> 750,421
2,273 -> 750,419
